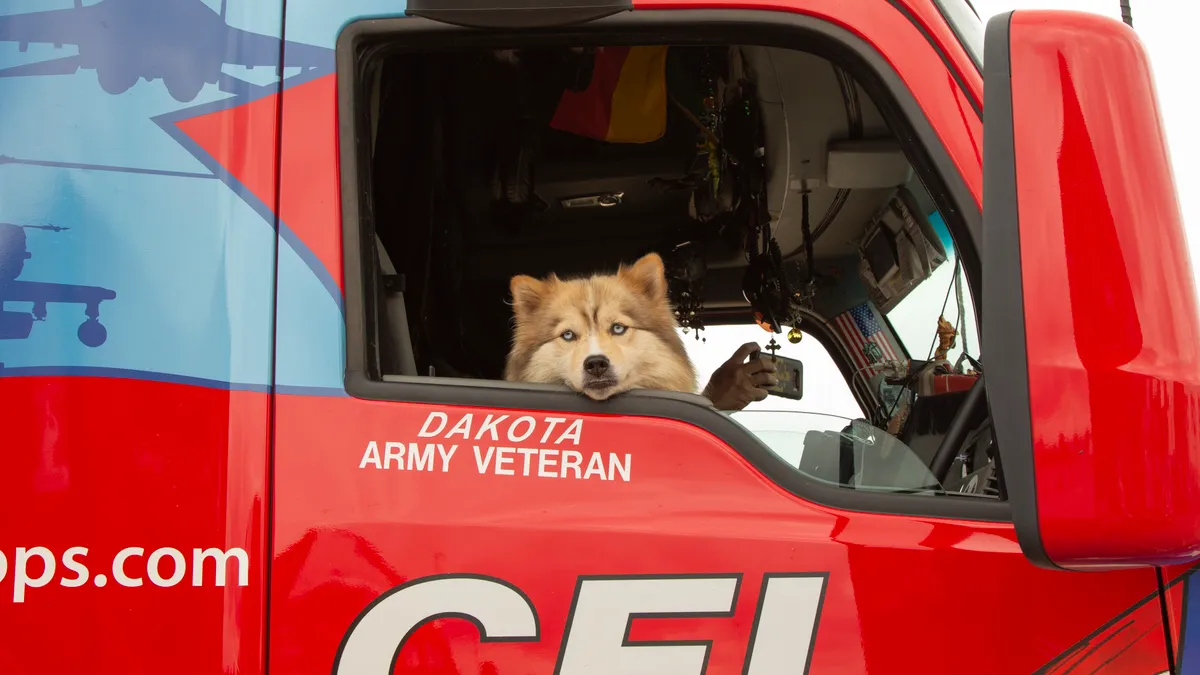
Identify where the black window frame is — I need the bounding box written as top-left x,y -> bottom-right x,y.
336,9 -> 1004,522
791,316 -> 874,419
932,0 -> 985,72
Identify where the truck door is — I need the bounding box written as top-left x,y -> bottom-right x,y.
268,1 -> 1175,673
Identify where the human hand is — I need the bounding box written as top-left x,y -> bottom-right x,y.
702,341 -> 779,411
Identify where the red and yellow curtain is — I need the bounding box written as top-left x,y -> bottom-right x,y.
550,46 -> 670,144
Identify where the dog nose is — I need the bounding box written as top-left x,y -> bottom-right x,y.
583,355 -> 610,377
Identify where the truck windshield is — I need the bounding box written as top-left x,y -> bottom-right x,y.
934,0 -> 984,69
884,210 -> 979,368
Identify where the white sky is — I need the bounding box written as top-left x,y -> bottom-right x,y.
684,0 -> 1197,429
970,1 -> 1198,261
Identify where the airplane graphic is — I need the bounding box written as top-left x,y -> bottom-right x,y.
0,223 -> 116,360
0,0 -> 332,102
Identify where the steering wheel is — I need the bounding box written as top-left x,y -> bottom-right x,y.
928,375 -> 988,485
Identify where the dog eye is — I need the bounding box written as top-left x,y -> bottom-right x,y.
610,323 -> 628,335
560,330 -> 577,341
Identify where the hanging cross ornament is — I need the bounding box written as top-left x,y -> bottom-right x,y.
765,336 -> 781,357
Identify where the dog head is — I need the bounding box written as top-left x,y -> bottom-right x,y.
504,253 -> 697,400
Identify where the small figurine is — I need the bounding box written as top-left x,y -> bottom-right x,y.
933,315 -> 957,361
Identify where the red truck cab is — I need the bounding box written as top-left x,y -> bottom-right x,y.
2,0 -> 1198,673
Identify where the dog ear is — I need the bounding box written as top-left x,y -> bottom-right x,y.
510,274 -> 551,317
619,252 -> 667,301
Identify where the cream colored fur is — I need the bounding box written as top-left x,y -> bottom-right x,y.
504,253 -> 697,401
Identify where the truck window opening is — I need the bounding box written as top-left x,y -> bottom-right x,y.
344,33 -> 997,506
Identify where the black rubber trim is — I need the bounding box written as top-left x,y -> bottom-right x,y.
883,0 -> 981,117
1179,571 -> 1194,671
1156,567 -> 1178,674
407,0 -> 630,30
981,12 -> 1056,566
336,11 -> 1000,523
931,0 -> 984,73
262,1 -> 290,671
403,0 -> 981,112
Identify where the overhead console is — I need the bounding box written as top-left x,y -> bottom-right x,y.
826,138 -> 913,190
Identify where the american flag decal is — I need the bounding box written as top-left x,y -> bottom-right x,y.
832,302 -> 900,377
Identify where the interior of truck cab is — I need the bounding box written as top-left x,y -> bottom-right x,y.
348,33 -> 996,504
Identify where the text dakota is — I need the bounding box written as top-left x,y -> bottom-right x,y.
357,412 -> 632,482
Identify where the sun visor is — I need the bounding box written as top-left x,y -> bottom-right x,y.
825,139 -> 913,189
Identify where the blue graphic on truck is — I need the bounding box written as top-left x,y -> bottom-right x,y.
0,222 -> 115,369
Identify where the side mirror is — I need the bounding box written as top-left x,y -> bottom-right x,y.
983,10 -> 1200,570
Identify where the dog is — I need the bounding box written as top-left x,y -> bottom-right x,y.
504,252 -> 698,400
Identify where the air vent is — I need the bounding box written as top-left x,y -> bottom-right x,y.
983,468 -> 1001,498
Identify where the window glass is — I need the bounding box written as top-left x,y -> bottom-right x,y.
729,410 -> 944,494
883,210 -> 980,369
681,325 -> 863,420
684,326 -> 944,495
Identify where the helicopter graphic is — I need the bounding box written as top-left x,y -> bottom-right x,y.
0,222 -> 116,352
0,0 -> 331,102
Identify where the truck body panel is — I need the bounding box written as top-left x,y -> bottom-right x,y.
0,0 -> 1194,672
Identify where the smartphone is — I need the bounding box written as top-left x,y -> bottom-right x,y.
751,351 -> 804,400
